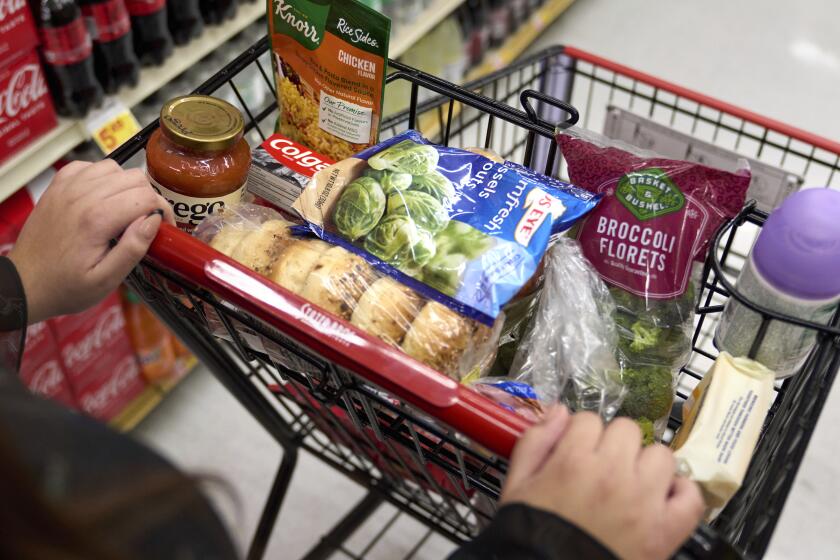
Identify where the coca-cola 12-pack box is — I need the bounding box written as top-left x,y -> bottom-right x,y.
0,49 -> 58,165
0,0 -> 38,61
51,292 -> 147,421
19,321 -> 77,408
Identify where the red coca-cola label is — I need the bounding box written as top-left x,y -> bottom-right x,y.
19,321 -> 77,409
0,61 -> 49,125
125,0 -> 166,16
262,134 -> 335,178
0,0 -> 37,61
82,0 -> 131,43
40,18 -> 92,66
0,0 -> 27,20
76,354 -> 144,420
0,51 -> 57,165
28,359 -> 65,396
60,304 -> 127,371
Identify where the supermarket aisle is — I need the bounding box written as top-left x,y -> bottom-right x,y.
526,1 -> 840,559
136,0 -> 840,558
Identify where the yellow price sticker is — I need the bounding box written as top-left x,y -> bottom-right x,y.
85,98 -> 142,155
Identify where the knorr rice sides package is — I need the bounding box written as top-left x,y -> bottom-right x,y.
293,130 -> 600,326
268,0 -> 389,161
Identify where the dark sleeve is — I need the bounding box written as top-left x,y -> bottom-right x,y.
449,503 -> 617,560
0,256 -> 26,375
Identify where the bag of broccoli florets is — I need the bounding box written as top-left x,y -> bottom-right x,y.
293,130 -> 600,328
557,127 -> 750,439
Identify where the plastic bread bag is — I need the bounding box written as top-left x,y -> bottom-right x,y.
507,237 -> 625,420
292,129 -> 600,330
557,127 -> 751,439
671,352 -> 774,520
195,203 -> 501,381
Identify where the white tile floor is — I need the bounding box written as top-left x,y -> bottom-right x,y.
137,1 -> 840,558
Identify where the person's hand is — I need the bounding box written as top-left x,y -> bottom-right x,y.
501,407 -> 704,560
8,160 -> 174,323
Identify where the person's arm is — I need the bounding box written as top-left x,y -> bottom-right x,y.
0,256 -> 27,375
0,160 -> 172,379
450,407 -> 705,560
449,503 -> 616,560
8,160 -> 173,326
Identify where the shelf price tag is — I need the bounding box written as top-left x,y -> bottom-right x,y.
85,97 -> 142,155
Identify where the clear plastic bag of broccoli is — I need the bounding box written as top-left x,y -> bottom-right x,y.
507,237 -> 625,421
557,127 -> 750,438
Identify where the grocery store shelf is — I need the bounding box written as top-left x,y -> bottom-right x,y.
111,356 -> 198,432
0,3 -> 265,203
466,0 -> 575,80
390,0 -> 467,58
419,0 -> 575,137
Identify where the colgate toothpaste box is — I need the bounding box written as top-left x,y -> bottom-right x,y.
0,49 -> 58,166
0,1 -> 38,64
19,321 -> 77,408
51,292 -> 147,421
248,134 -> 334,215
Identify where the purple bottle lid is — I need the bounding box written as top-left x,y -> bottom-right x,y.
752,189 -> 840,300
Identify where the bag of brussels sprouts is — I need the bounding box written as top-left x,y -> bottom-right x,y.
293,130 -> 600,327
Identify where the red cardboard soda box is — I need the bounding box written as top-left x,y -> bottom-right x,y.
73,353 -> 145,421
52,293 -> 147,421
19,321 -> 77,408
0,187 -> 34,254
0,1 -> 38,63
0,50 -> 58,165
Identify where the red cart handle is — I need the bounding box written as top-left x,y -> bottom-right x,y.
147,223 -> 531,458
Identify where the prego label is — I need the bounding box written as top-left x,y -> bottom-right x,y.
148,172 -> 245,232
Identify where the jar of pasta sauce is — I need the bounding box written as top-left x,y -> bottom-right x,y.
146,95 -> 250,232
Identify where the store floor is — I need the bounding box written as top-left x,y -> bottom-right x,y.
137,0 -> 840,558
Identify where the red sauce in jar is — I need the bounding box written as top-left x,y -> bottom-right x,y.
146,95 -> 251,231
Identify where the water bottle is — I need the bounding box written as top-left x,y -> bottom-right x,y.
715,189 -> 840,377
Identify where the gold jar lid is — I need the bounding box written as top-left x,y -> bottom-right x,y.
160,95 -> 245,152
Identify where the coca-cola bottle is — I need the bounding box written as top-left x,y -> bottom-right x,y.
33,0 -> 104,117
125,0 -> 172,66
167,0 -> 202,45
79,0 -> 139,93
199,0 -> 237,25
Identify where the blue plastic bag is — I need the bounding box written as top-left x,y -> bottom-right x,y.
293,130 -> 599,324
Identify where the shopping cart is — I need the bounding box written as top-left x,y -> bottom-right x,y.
112,37 -> 840,560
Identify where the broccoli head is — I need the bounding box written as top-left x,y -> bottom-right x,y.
629,321 -> 661,353
618,366 -> 674,421
635,417 -> 655,446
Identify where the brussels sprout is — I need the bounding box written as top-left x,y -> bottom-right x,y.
364,214 -> 421,265
333,177 -> 387,241
364,168 -> 413,195
408,229 -> 437,269
410,170 -> 456,205
434,221 -> 495,259
368,140 -> 439,175
422,252 -> 468,296
386,191 -> 449,234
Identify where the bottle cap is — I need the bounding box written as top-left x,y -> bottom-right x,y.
752,189 -> 840,300
160,95 -> 244,153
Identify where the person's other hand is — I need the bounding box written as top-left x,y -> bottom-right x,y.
501,408 -> 704,560
9,160 -> 174,323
